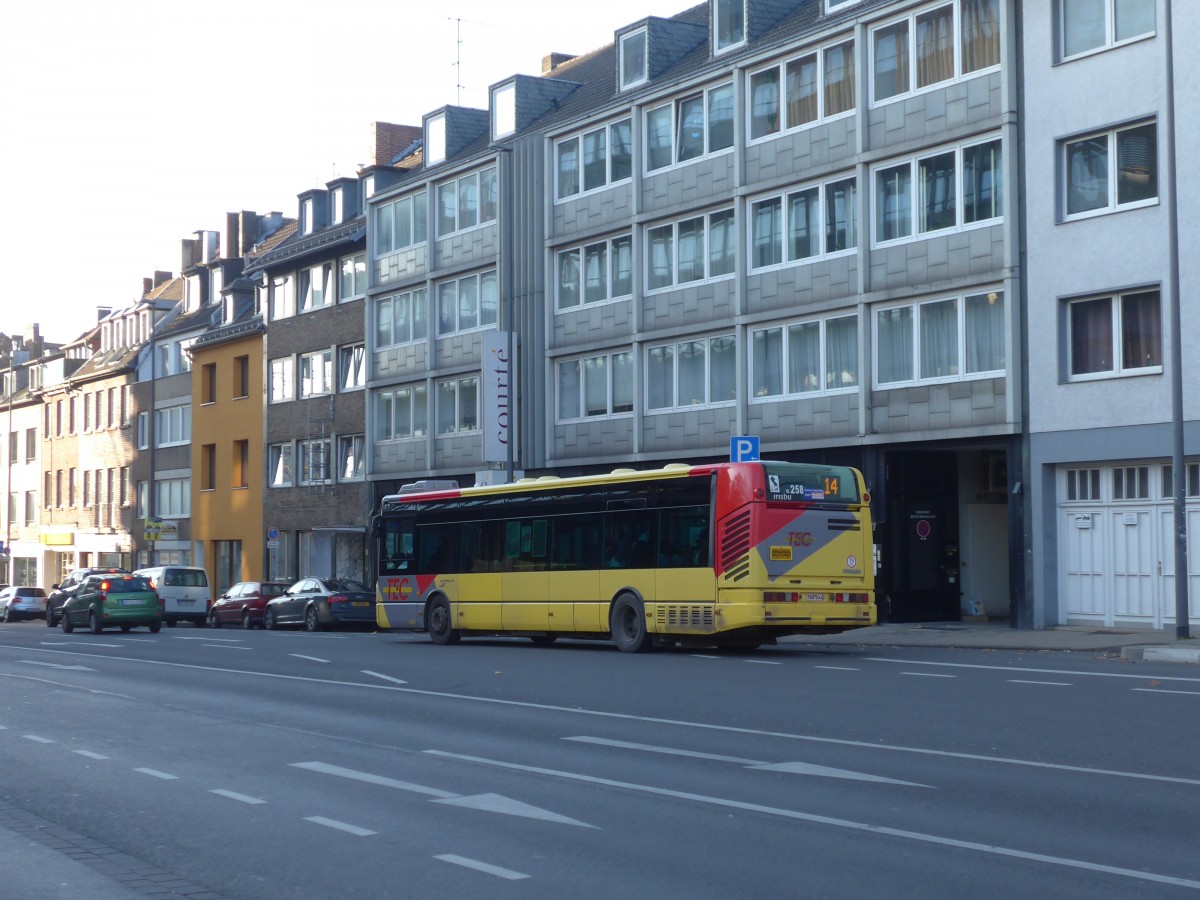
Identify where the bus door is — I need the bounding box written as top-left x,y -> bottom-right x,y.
501,518 -> 550,630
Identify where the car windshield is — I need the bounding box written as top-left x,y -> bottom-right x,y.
322,579 -> 369,593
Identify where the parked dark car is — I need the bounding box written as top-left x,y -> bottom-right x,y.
0,586 -> 47,622
264,578 -> 376,632
209,581 -> 291,629
46,567 -> 129,627
60,573 -> 162,634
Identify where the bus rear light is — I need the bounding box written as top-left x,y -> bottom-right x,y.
764,592 -> 800,603
833,593 -> 870,603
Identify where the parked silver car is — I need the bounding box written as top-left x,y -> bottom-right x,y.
264,578 -> 376,632
0,586 -> 47,622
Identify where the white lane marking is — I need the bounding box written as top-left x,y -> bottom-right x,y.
435,854 -> 529,881
1133,688 -> 1200,696
433,793 -> 596,827
73,750 -> 109,760
901,672 -> 956,678
746,659 -> 783,666
23,734 -> 54,743
565,736 -> 928,787
210,789 -> 266,804
21,660 -> 96,671
169,635 -> 245,642
426,750 -> 1200,891
205,645 -> 253,651
690,654 -> 721,659
135,768 -> 179,780
10,645 -> 1196,788
289,761 -> 457,799
814,665 -> 860,671
290,654 -> 330,663
304,816 -> 375,836
865,656 -> 1200,683
1009,680 -> 1072,686
362,670 -> 407,685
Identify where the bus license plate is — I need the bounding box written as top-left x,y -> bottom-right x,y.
804,593 -> 825,602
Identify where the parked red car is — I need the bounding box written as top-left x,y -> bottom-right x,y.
208,581 -> 291,629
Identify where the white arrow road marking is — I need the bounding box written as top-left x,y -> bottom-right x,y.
304,816 -> 375,836
19,660 -> 96,671
433,793 -> 596,828
564,736 -> 930,787
362,670 -> 407,685
435,854 -> 529,880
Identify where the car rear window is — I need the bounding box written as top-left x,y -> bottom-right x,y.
107,576 -> 154,591
164,570 -> 208,587
17,588 -> 47,598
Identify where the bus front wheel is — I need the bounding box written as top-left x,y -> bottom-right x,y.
610,595 -> 652,653
427,597 -> 460,645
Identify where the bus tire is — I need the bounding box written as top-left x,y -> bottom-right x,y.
427,596 -> 460,645
610,594 -> 652,653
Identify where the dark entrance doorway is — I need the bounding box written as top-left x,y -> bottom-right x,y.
881,451 -> 961,623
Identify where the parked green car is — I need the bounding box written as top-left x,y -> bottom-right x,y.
61,574 -> 163,634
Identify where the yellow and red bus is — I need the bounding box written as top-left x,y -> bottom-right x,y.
372,461 -> 875,651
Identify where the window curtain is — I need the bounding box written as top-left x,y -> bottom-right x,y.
558,251 -> 580,309
961,0 -> 1000,72
611,352 -> 634,413
709,336 -> 736,403
678,341 -> 706,404
611,237 -> 633,296
873,22 -> 909,99
920,299 -> 959,378
1121,290 -> 1161,369
824,41 -> 855,115
584,243 -> 608,303
752,328 -> 784,397
877,307 -> 914,383
647,346 -> 675,409
965,292 -> 1005,373
558,361 -> 581,419
788,322 -> 820,393
1069,297 -> 1113,375
1066,137 -> 1108,215
647,227 -> 674,290
785,55 -> 818,127
584,356 -> 609,416
916,6 -> 955,88
825,316 -> 858,387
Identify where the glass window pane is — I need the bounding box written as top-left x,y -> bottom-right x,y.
395,293 -> 411,343
584,243 -> 608,304
915,6 -> 954,88
919,298 -> 959,379
963,140 -> 1003,223
877,306 -> 914,383
874,21 -> 910,99
438,283 -> 456,335
611,237 -> 633,296
459,378 -> 478,431
412,289 -> 427,339
558,250 -> 580,309
785,54 -> 818,127
876,165 -> 912,241
826,316 -> 858,388
919,152 -> 957,232
558,360 -> 581,419
1063,0 -> 1106,56
709,336 -> 736,403
1116,123 -> 1157,205
707,85 -> 734,151
1121,290 -> 1161,370
612,352 -> 634,413
458,277 -> 478,331
376,393 -> 393,441
825,177 -> 858,252
479,166 -> 498,222
480,271 -> 498,327
787,187 -> 820,260
676,95 -> 705,162
708,210 -> 735,277
584,356 -> 609,416
965,292 -> 1005,373
437,382 -> 458,434
437,183 -> 456,236
749,69 -> 780,139
1070,297 -> 1114,375
752,198 -> 782,268
1115,0 -> 1155,42
647,346 -> 674,409
557,138 -> 579,198
395,197 -> 412,248
678,341 -> 706,405
611,120 -> 633,181
824,41 -> 856,116
376,298 -> 393,348
646,106 -> 673,171
788,322 -> 821,393
677,218 -> 704,283
961,0 -> 1000,72
583,128 -> 607,191
647,225 -> 674,290
1066,136 -> 1108,215
458,174 -> 478,229
752,328 -> 783,397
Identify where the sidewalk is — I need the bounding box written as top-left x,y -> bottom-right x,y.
781,620 -> 1200,664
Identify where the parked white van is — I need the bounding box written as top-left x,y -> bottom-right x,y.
134,566 -> 211,627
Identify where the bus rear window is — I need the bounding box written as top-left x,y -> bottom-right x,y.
761,463 -> 859,504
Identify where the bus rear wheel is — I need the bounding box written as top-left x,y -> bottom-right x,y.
610,594 -> 652,653
427,597 -> 460,645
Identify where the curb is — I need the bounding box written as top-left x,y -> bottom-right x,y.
1120,645 -> 1200,664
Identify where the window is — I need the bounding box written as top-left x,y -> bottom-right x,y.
436,270 -> 498,336
376,289 -> 428,347
646,335 -> 736,411
436,377 -> 479,434
156,477 -> 190,517
873,139 -> 1002,244
1060,0 -> 1154,59
1162,463 -> 1200,499
426,114 -> 446,165
376,385 -> 428,440
1112,466 -> 1149,500
201,363 -> 217,404
300,349 -> 333,398
25,490 -> 35,525
301,197 -> 314,235
557,351 -> 635,420
269,357 -> 295,403
234,355 -> 250,399
646,210 -> 736,291
872,0 -> 1001,103
339,253 -> 366,301
492,82 -> 516,139
1063,121 -> 1157,218
752,315 -> 859,398
201,444 -> 216,491
875,291 -> 1006,387
748,40 -> 856,141
555,119 -> 633,200
300,263 -> 333,312
713,0 -> 745,53
136,480 -> 147,518
268,443 -> 294,487
154,406 -> 191,447
1067,289 -> 1161,380
436,166 -> 498,237
620,28 -> 647,90
338,434 -> 365,481
299,439 -> 332,486
270,275 -> 295,320
556,235 -> 633,310
44,472 -> 51,508
375,191 -> 428,256
25,427 -> 35,461
645,84 -> 734,172
752,176 -> 858,269
335,344 -> 365,393
233,440 -> 249,489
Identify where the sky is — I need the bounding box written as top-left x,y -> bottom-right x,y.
0,0 -> 695,346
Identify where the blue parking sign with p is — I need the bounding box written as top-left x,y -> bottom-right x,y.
731,436 -> 760,462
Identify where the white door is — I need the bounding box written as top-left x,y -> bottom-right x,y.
1157,506 -> 1200,627
1062,511 -> 1107,623
1109,509 -> 1156,626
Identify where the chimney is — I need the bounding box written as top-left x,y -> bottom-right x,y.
154,270 -> 172,288
239,211 -> 261,254
368,121 -> 422,167
180,236 -> 201,271
143,277 -> 153,296
542,53 -> 576,74
226,212 -> 241,261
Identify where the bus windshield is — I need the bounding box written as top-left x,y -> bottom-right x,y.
761,463 -> 860,504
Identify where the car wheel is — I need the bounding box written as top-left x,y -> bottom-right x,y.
427,596 -> 460,645
149,621 -> 161,634
89,611 -> 103,635
264,608 -> 277,631
609,594 -> 652,653
46,611 -> 57,628
304,606 -> 321,632
61,612 -> 74,634
2,605 -> 10,623
208,611 -> 220,629
242,612 -> 254,630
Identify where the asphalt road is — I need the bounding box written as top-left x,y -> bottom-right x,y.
1,620 -> 1198,899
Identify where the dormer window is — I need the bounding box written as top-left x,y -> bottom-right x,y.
619,29 -> 648,90
713,0 -> 745,54
332,188 -> 344,225
492,83 -> 516,140
427,114 -> 447,166
302,197 -> 314,235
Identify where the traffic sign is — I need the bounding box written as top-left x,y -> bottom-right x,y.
266,526 -> 280,542
730,436 -> 760,462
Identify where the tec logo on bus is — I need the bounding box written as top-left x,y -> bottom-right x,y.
381,577 -> 415,598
